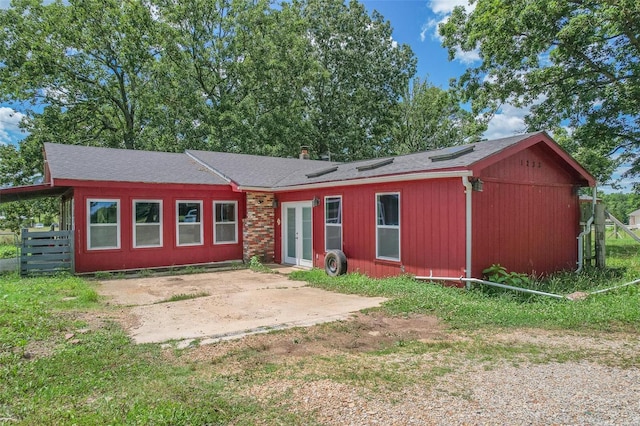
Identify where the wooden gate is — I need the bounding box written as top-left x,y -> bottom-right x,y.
21,229 -> 74,276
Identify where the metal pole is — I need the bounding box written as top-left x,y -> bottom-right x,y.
462,278 -> 566,299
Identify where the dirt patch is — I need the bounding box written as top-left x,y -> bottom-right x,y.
168,311 -> 447,363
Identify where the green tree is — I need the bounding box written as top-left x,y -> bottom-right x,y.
154,0 -> 316,156
0,144 -> 56,233
2,0 -> 418,161
0,0 -> 161,151
440,0 -> 640,185
298,0 -> 416,161
393,77 -> 486,154
599,192 -> 640,224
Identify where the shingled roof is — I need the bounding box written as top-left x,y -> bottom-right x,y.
188,132 -> 544,188
185,150 -> 337,187
44,143 -> 228,186
39,131 -> 592,190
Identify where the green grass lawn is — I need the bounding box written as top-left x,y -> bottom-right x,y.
1,239 -> 638,424
291,247 -> 640,332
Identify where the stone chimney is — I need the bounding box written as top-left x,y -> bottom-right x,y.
299,146 -> 310,160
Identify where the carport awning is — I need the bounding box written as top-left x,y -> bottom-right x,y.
0,184 -> 70,203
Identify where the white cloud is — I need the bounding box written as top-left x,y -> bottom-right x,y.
483,103 -> 528,140
428,0 -> 472,15
0,107 -> 26,145
425,1 -> 479,65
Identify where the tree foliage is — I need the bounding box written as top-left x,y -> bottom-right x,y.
440,0 -> 640,185
599,192 -> 640,224
0,144 -> 56,233
393,77 -> 486,154
0,0 -> 420,161
0,0 -> 161,150
297,0 -> 416,160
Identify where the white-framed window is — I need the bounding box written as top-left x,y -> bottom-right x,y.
325,196 -> 342,251
176,200 -> 203,246
87,199 -> 120,250
133,200 -> 162,248
376,193 -> 400,261
214,201 -> 238,244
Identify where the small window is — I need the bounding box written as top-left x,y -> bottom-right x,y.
325,196 -> 342,251
376,193 -> 400,261
214,201 -> 238,244
177,201 -> 202,246
87,199 -> 120,250
133,200 -> 162,248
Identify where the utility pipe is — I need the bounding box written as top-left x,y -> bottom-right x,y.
416,275 -> 640,299
462,278 -> 566,299
589,278 -> 640,295
414,271 -> 464,283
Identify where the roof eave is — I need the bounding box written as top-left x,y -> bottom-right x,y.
469,132 -> 596,187
237,169 -> 473,192
0,183 -> 69,203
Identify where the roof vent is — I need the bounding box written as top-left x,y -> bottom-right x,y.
306,165 -> 339,178
356,158 -> 394,172
429,145 -> 475,162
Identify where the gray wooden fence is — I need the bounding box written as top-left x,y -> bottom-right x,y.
21,229 -> 74,276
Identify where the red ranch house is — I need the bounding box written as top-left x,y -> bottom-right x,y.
0,132 -> 594,279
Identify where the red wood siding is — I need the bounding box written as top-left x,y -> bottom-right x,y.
275,178 -> 467,278
473,144 -> 581,277
72,183 -> 243,273
481,144 -> 577,185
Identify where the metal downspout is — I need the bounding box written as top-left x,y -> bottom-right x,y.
463,176 -> 473,288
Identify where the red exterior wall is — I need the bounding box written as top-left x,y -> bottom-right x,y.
472,144 -> 581,277
70,181 -> 243,273
274,178 -> 467,278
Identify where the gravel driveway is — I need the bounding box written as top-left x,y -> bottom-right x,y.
96,269 -> 386,345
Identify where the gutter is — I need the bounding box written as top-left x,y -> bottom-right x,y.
235,170 -> 473,193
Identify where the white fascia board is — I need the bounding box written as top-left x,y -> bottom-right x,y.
237,170 -> 473,192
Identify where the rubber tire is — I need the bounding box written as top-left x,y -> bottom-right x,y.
324,250 -> 348,277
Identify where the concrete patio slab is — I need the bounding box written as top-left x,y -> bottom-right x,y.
95,269 -> 386,345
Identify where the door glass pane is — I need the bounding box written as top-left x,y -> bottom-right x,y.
302,207 -> 312,261
287,207 -> 296,258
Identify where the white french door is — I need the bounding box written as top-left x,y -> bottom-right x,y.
282,201 -> 313,267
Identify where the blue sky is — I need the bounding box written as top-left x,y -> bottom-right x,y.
361,0 -> 533,141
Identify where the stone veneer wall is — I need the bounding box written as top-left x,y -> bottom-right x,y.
243,192 -> 275,263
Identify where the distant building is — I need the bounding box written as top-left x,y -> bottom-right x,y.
629,208 -> 640,229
